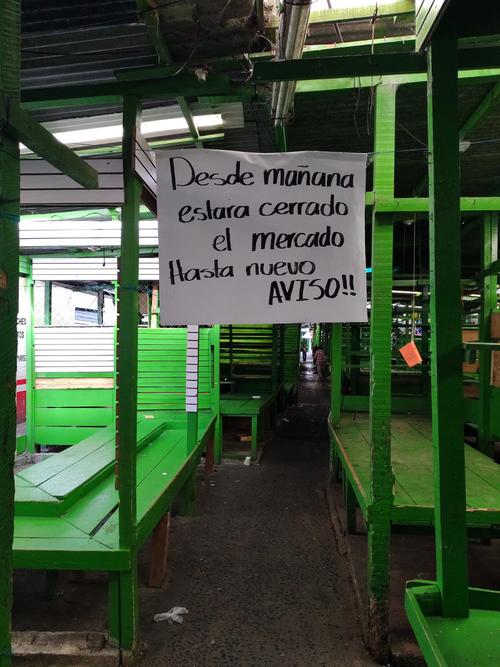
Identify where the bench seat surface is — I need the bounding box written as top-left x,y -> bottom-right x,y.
331,412 -> 500,527
220,393 -> 272,416
13,412 -> 215,567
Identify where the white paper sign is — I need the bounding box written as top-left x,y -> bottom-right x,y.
157,149 -> 368,325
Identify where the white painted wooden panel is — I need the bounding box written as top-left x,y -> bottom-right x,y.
20,219 -> 158,248
21,159 -> 124,206
32,257 -> 160,281
35,326 -> 115,373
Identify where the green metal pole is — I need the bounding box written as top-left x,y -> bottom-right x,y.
0,1 -> 20,663
114,95 -> 142,650
367,84 -> 396,661
478,214 -> 498,456
330,324 -> 343,427
427,15 -> 469,618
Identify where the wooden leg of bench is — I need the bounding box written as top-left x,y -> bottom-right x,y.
108,559 -> 139,651
258,413 -> 264,442
216,416 -> 223,463
251,415 -> 258,460
205,432 -> 215,475
148,512 -> 171,588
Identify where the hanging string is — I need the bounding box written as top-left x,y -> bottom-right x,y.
411,211 -> 417,342
366,4 -> 378,137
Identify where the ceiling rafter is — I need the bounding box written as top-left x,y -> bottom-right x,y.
136,0 -> 204,147
414,81 -> 500,195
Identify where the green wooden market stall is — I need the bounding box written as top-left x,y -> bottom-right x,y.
2,0 -> 500,664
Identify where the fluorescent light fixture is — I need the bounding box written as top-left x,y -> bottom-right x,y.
392,290 -> 421,296
21,114 -> 223,151
312,0 -> 400,9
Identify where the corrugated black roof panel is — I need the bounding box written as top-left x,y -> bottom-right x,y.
21,0 -> 157,89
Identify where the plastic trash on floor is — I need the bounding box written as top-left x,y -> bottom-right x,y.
154,607 -> 189,624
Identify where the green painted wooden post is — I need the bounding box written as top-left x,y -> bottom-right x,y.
111,281 -> 118,428
350,325 -> 360,394
420,286 -> 430,396
427,15 -> 469,618
211,325 -> 223,462
367,83 -> 396,661
251,415 -> 258,460
114,95 -> 142,650
478,214 -> 498,457
25,267 -> 35,454
330,324 -> 343,427
0,1 -> 20,663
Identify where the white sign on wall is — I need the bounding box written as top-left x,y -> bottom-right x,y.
157,149 -> 368,325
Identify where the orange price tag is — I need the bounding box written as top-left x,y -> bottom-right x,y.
399,341 -> 422,368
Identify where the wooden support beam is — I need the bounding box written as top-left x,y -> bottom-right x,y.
0,98 -> 98,189
267,0 -> 414,27
148,512 -> 171,588
135,2 -> 203,148
21,74 -> 232,111
115,97 -> 142,651
427,14 -> 469,618
253,48 -> 500,83
478,214 -> 498,456
0,1 -> 20,663
117,95 -> 141,548
375,196 -> 500,213
330,324 -> 342,428
367,84 -> 396,662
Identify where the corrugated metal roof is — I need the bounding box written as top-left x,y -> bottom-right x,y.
21,0 -> 157,89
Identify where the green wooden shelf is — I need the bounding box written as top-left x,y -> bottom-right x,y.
405,582 -> 500,667
463,341 -> 500,350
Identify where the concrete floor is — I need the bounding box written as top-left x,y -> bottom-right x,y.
13,359 -> 376,666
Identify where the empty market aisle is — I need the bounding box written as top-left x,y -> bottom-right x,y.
140,363 -> 375,667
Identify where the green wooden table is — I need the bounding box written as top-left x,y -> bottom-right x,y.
219,393 -> 273,460
330,412 -> 500,530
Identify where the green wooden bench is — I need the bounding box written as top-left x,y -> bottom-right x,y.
219,394 -> 273,460
14,326 -> 218,648
217,324 -> 285,460
14,414 -> 215,570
